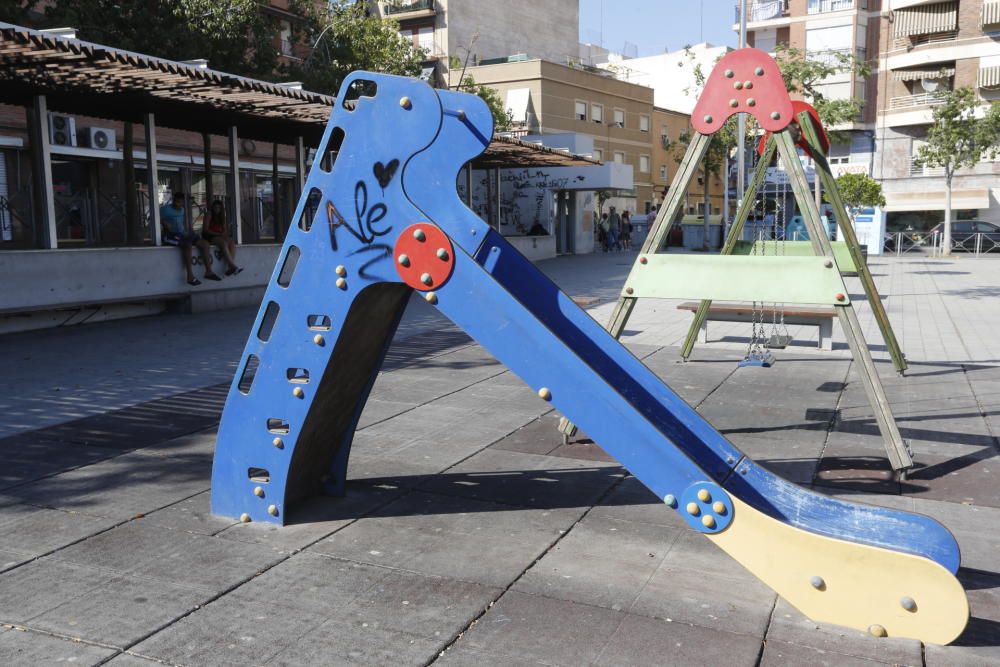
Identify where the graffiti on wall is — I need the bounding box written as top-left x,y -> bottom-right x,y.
458,168 -> 587,236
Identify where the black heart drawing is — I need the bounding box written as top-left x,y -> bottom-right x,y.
373,159 -> 399,189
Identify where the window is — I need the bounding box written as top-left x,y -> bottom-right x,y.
639,115 -> 650,132
639,155 -> 650,173
613,151 -> 625,164
593,148 -> 603,162
592,103 -> 604,124
613,108 -> 625,127
659,165 -> 668,181
279,20 -> 293,56
575,100 -> 587,121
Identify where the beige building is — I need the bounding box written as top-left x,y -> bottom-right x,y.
875,0 -> 1000,228
651,107 -> 726,217
449,58 -> 656,213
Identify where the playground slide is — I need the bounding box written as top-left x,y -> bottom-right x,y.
211,73 -> 968,644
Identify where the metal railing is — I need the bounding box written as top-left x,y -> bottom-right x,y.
734,0 -> 788,23
807,0 -> 855,14
883,231 -> 940,256
384,0 -> 434,15
888,91 -> 947,110
909,157 -> 946,177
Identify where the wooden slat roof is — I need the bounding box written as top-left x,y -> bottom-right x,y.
0,22 -> 596,167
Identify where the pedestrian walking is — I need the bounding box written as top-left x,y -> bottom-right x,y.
621,210 -> 632,250
608,206 -> 622,251
599,212 -> 610,251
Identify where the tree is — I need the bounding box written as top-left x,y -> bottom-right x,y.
915,88 -> 1000,255
293,0 -> 425,96
34,0 -> 284,80
830,173 -> 885,212
773,44 -> 871,132
456,75 -> 513,133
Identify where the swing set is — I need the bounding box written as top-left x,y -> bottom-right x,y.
560,55 -> 913,474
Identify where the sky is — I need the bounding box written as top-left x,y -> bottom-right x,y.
579,0 -> 738,57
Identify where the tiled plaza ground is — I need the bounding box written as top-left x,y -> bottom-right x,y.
0,249 -> 997,665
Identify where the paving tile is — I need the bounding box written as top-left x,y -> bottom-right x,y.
904,447 -> 1000,507
105,654 -> 166,666
229,553 -> 390,615
309,491 -> 581,588
140,491 -> 234,536
0,503 -> 117,560
594,612 -> 762,667
454,590 -> 623,665
514,514 -> 679,611
765,599 -> 922,666
0,627 -> 116,665
52,522 -> 284,592
130,593 -> 325,666
28,574 -> 209,647
0,559 -> 116,622
417,448 -> 624,511
761,639 -> 907,666
629,555 -> 776,638
924,568 -> 1000,666
264,617 -> 441,666
6,451 -> 210,520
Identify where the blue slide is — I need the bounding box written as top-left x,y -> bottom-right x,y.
210,73 -> 968,643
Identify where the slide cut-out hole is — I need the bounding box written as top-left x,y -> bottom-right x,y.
341,79 -> 377,112
307,314 -> 332,331
247,467 -> 271,484
237,355 -> 260,395
287,368 -> 310,384
277,246 -> 300,287
298,188 -> 322,231
319,127 -> 346,172
266,418 -> 289,434
257,301 -> 280,342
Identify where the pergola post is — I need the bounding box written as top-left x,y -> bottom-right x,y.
27,95 -> 57,249
494,168 -> 501,231
228,126 -> 242,245
203,132 -> 214,206
143,112 -> 161,246
294,136 -> 306,197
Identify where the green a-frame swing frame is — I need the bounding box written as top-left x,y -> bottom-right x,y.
564,104 -> 913,473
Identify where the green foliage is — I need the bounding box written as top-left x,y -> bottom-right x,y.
831,173 -> 886,210
773,44 -> 871,130
34,0 -> 282,79
914,88 -> 1000,183
294,0 -> 425,95
457,75 -> 513,133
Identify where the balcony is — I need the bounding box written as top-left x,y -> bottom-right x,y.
384,0 -> 435,17
889,91 -> 947,110
910,157 -> 946,177
734,0 -> 788,24
807,0 -> 855,14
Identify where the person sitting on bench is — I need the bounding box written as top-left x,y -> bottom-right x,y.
202,200 -> 242,276
160,192 -> 221,286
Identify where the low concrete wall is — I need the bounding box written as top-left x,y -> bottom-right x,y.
0,244 -> 281,314
507,235 -> 556,262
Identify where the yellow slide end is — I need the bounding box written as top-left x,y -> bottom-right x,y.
707,497 -> 969,645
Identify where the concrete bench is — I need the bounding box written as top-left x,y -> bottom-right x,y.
677,301 -> 836,350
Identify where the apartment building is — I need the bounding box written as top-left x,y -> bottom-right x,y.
376,0 -> 580,86
875,0 -> 1000,228
451,58 -> 655,213
735,0 -> 877,171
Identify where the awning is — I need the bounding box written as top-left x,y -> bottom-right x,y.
893,2 -> 958,38
884,189 -> 990,212
893,67 -> 955,81
979,65 -> 1000,89
505,88 -> 531,124
984,0 -> 1000,27
0,22 -> 595,169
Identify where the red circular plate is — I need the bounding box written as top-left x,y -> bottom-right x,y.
393,223 -> 455,291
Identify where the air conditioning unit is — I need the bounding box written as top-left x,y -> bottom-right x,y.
48,114 -> 77,147
79,127 -> 117,151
